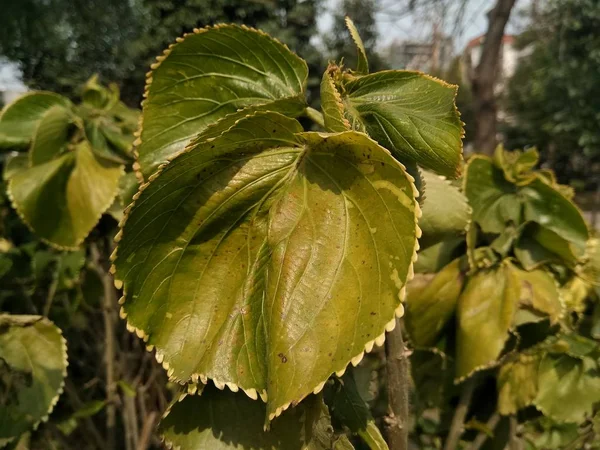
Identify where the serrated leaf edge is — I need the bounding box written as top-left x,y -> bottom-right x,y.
0,316 -> 69,446
6,161 -> 125,251
132,23 -> 309,182
112,112 -> 422,422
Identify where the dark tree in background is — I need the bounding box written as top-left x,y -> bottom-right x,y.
505,0 -> 600,192
0,0 -> 325,106
0,0 -> 145,99
470,0 -> 517,155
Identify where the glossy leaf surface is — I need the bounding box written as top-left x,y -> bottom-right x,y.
114,112 -> 418,419
136,25 -> 308,177
337,71 -> 463,177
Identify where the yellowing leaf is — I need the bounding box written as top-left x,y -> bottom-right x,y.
497,353 -> 541,415
113,112 -> 419,420
456,263 -> 519,380
8,142 -> 123,249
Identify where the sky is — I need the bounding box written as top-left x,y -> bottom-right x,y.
317,0 -> 530,53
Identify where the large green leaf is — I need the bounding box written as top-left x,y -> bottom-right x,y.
463,156 -> 521,234
533,354 -> 600,423
113,112 -> 419,420
8,142 -> 123,249
456,263 -> 519,380
335,71 -> 463,177
0,315 -> 68,446
405,258 -> 464,347
160,385 -> 335,450
135,25 -> 308,178
0,93 -> 72,149
418,170 -> 470,249
328,373 -> 388,450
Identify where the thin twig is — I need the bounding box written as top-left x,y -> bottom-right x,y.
64,380 -> 105,449
468,412 -> 501,450
42,272 -> 59,317
384,319 -> 409,450
91,242 -> 118,450
137,412 -> 158,450
443,377 -> 477,450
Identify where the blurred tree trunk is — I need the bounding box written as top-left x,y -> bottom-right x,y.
471,0 -> 517,155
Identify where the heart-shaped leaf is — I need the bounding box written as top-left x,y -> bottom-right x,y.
135,24 -> 308,178
113,112 -> 419,420
418,170 -> 470,249
160,385 -> 335,450
8,141 -> 123,249
329,71 -> 463,178
0,315 -> 68,446
0,93 -> 72,149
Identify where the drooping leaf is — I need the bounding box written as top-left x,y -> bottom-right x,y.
511,265 -> 563,325
321,70 -> 351,133
522,417 -> 579,450
0,315 -> 68,446
3,153 -> 28,181
159,386 -> 335,450
344,17 -> 368,75
514,222 -> 581,270
520,177 -> 588,257
136,25 -> 308,178
85,120 -> 130,164
405,258 -> 464,347
497,352 -> 541,415
329,373 -> 388,450
533,354 -> 600,423
418,170 -> 470,249
336,71 -> 463,178
0,93 -> 72,149
29,105 -> 73,166
8,141 -> 123,249
113,112 -> 418,419
464,156 -> 521,234
456,263 -> 519,380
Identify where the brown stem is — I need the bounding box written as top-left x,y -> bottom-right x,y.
468,412 -> 501,450
384,319 -> 409,450
91,242 -> 118,450
443,377 -> 477,450
508,416 -> 523,450
137,412 -> 158,450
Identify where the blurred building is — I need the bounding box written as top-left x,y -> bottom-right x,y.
463,34 -> 521,89
0,58 -> 27,105
385,29 -> 454,74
